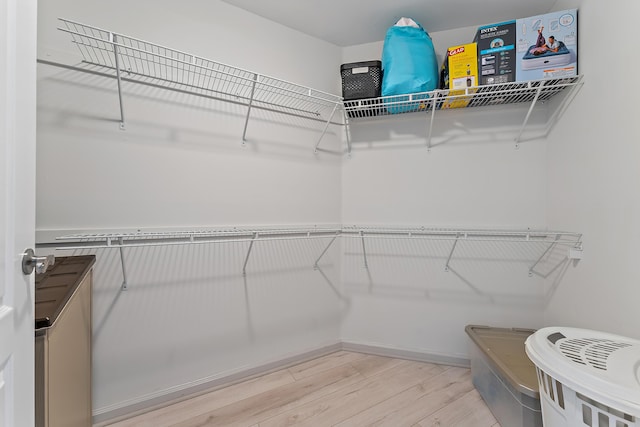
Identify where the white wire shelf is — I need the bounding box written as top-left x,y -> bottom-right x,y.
54,18 -> 583,155
341,225 -> 582,244
55,225 -> 582,290
343,77 -> 582,118
55,226 -> 343,250
343,75 -> 584,151
57,18 -> 343,148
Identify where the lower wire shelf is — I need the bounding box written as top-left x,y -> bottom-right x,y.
54,225 -> 583,291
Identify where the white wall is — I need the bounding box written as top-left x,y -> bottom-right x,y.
339,25 -> 560,359
36,0 -> 636,421
544,0 -> 640,339
36,0 -> 344,418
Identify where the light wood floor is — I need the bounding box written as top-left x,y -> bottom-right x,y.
107,351 -> 500,427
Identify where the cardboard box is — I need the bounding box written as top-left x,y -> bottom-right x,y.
474,20 -> 517,85
515,9 -> 578,81
441,43 -> 479,109
475,9 -> 578,85
447,43 -> 478,90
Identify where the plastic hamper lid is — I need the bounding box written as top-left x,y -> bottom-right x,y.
525,327 -> 640,416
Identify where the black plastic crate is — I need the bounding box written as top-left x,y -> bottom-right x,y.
340,61 -> 382,101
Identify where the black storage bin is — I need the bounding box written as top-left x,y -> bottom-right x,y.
340,61 -> 382,100
340,61 -> 382,117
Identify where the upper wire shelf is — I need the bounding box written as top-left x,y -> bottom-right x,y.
57,18 -> 343,149
343,76 -> 583,118
54,18 -> 583,155
343,75 -> 584,152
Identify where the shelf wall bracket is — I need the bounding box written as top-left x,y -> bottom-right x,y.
528,233 -> 560,277
343,110 -> 352,157
514,81 -> 546,148
360,231 -> 369,269
111,33 -> 126,130
530,255 -> 568,279
426,96 -> 438,151
444,234 -> 460,272
241,73 -> 259,145
544,78 -> 584,139
313,233 -> 339,269
242,232 -> 258,276
314,103 -> 339,154
118,239 -> 129,291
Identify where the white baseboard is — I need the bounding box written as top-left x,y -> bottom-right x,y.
93,341 -> 469,426
92,342 -> 342,426
340,341 -> 470,368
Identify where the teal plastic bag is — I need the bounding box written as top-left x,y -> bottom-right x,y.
382,18 -> 438,113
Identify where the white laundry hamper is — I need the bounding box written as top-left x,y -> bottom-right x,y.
525,327 -> 640,427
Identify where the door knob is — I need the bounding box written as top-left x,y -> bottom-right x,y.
22,248 -> 55,275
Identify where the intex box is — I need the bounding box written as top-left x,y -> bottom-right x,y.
441,43 -> 478,109
476,9 -> 578,85
515,9 -> 578,81
474,20 -> 516,85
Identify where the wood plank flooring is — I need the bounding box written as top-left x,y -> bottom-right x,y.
106,351 -> 499,427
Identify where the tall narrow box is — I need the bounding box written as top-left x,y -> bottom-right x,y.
474,20 -> 517,85
441,43 -> 478,109
446,43 -> 478,90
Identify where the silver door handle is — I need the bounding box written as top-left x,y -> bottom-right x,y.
22,248 -> 55,275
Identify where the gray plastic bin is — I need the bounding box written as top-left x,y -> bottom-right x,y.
466,325 -> 542,427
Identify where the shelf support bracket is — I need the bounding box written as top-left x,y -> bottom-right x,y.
426,95 -> 438,151
544,78 -> 584,138
242,232 -> 258,276
515,81 -> 546,148
110,34 -> 126,130
314,103 -> 339,153
313,233 -> 340,269
444,234 -> 460,272
529,234 -> 560,277
118,239 -> 129,291
530,256 -> 568,279
343,110 -> 352,157
360,231 -> 369,269
242,73 -> 259,145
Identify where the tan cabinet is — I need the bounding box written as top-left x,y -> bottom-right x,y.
35,256 -> 95,427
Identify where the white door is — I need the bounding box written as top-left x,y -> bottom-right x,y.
0,0 -> 38,426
